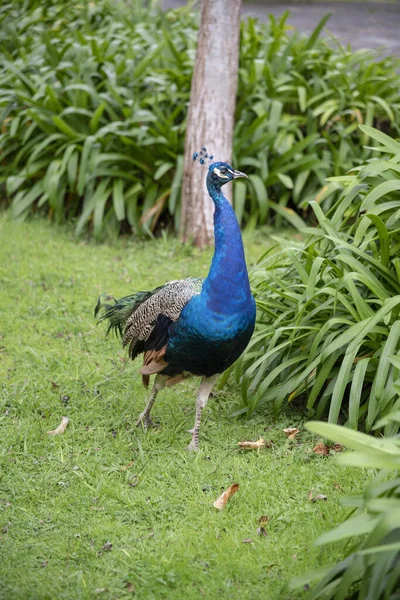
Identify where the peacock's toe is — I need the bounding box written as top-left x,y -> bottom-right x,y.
136,413 -> 155,429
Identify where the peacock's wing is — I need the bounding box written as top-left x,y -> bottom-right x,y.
96,277 -> 204,383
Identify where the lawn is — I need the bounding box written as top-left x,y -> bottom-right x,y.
0,215 -> 371,600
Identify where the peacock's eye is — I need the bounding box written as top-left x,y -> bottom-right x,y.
212,166 -> 229,179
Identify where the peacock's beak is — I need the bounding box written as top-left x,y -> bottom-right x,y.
232,169 -> 248,179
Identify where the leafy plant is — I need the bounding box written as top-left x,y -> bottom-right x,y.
229,126 -> 400,431
0,0 -> 194,238
233,12 -> 400,228
1,3 -> 400,236
288,410 -> 400,599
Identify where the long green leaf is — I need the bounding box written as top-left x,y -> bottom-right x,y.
112,178 -> 125,221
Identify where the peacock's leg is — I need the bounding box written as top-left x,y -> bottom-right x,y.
136,374 -> 167,429
187,375 -> 218,451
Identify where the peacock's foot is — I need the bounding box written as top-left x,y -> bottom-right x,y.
135,413 -> 154,429
186,429 -> 199,452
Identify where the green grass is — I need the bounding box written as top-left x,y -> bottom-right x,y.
0,215 -> 371,599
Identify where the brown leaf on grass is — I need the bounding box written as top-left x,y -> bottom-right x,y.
242,538 -> 253,544
313,442 -> 344,455
213,483 -> 239,510
283,427 -> 300,439
313,442 -> 329,455
238,438 -> 267,451
257,527 -> 268,537
120,460 -> 135,471
47,416 -> 69,436
312,494 -> 327,502
308,492 -> 327,502
332,443 -> 344,453
101,541 -> 113,552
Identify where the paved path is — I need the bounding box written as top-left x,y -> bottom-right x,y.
163,1 -> 400,56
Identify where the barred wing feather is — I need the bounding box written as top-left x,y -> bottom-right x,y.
123,277 -> 203,358
96,277 -> 204,384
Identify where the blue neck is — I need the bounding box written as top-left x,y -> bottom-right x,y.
203,175 -> 252,312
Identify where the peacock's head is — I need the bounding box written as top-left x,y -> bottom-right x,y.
192,148 -> 247,188
208,161 -> 247,187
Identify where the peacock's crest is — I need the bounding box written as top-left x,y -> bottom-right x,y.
193,146 -> 214,165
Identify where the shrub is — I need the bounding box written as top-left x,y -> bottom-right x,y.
234,14 -> 400,228
1,3 -> 400,236
288,411 -> 400,599
0,0 -> 195,237
229,126 -> 400,432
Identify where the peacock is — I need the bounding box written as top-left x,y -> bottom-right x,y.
95,149 -> 256,450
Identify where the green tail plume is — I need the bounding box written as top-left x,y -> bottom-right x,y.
95,291 -> 154,338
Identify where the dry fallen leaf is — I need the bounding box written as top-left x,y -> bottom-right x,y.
120,460 -> 135,471
238,438 -> 267,451
242,538 -> 253,544
312,494 -> 327,503
258,515 -> 269,524
213,483 -> 239,510
313,442 -> 329,455
101,541 -> 113,552
47,416 -> 69,436
283,427 -> 300,439
313,442 -> 344,455
332,443 -> 344,453
309,492 -> 327,502
257,527 -> 268,537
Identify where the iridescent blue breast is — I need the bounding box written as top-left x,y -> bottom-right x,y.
164,292 -> 256,377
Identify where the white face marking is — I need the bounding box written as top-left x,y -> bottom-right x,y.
213,167 -> 229,179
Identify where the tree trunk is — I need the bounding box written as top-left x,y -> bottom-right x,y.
180,0 -> 242,248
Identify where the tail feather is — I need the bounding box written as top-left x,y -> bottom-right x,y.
95,291 -> 155,338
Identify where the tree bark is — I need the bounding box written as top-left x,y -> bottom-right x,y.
180,0 -> 242,248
